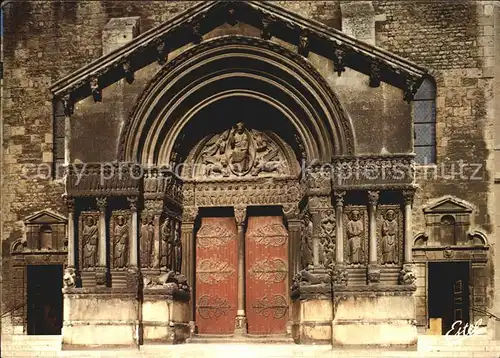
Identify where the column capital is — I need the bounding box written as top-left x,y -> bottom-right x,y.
367,190 -> 379,206
334,190 -> 346,207
127,196 -> 138,212
403,189 -> 416,206
96,197 -> 107,212
282,203 -> 300,220
182,206 -> 198,222
234,205 -> 246,226
61,94 -> 74,116
64,195 -> 75,212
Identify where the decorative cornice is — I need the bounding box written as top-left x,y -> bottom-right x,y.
49,1 -> 427,102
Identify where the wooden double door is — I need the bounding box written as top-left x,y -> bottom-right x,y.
195,215 -> 289,335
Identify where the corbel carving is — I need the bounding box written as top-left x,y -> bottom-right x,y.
298,31 -> 310,57
282,203 -> 300,220
334,190 -> 346,207
403,189 -> 415,206
90,77 -> 101,102
122,60 -> 135,84
61,95 -> 74,116
403,76 -> 419,103
369,60 -> 381,88
182,206 -> 198,223
234,205 -> 246,226
227,7 -> 237,26
398,263 -> 416,285
64,195 -> 75,212
368,191 -> 379,206
261,17 -> 274,40
333,48 -> 346,76
96,197 -> 107,212
127,196 -> 138,212
155,38 -> 169,65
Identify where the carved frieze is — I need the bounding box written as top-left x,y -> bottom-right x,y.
343,206 -> 368,265
191,179 -> 303,208
192,123 -> 290,179
306,167 -> 331,196
331,155 -> 415,189
377,205 -> 403,265
110,210 -> 131,270
79,211 -> 99,270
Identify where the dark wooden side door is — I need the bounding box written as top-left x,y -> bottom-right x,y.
195,217 -> 238,334
245,216 -> 289,335
27,265 -> 63,335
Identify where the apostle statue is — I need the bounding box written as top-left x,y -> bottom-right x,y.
347,210 -> 363,264
381,209 -> 398,264
140,214 -> 155,268
160,217 -> 172,269
113,215 -> 128,268
82,216 -> 98,268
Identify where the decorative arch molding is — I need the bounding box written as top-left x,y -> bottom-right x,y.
118,36 -> 356,165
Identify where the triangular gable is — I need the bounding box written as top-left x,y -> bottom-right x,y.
423,196 -> 474,214
49,0 -> 428,108
24,209 -> 67,225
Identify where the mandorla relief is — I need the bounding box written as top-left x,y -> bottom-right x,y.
193,122 -> 290,178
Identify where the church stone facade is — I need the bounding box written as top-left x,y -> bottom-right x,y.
1,0 -> 499,349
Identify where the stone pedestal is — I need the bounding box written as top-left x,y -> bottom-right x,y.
62,288 -> 138,349
142,288 -> 191,344
292,299 -> 333,344
331,291 -> 417,347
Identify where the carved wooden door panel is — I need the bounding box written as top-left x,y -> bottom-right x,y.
195,217 -> 238,334
246,216 -> 289,335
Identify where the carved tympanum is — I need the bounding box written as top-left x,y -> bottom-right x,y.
194,123 -> 289,178
79,212 -> 99,269
111,211 -> 130,269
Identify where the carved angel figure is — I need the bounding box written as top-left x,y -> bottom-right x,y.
113,215 -> 128,268
82,216 -> 98,268
381,209 -> 397,264
347,210 -> 363,264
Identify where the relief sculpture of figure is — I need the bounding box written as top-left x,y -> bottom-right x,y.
381,209 -> 397,264
140,214 -> 155,268
173,221 -> 182,273
229,122 -> 251,174
82,216 -> 98,268
251,132 -> 281,175
113,215 -> 128,268
347,210 -> 363,264
300,212 -> 314,269
160,217 -> 171,269
201,131 -> 229,177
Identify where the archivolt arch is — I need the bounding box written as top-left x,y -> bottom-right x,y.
119,36 -> 356,165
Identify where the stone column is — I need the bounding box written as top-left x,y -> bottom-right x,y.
284,204 -> 301,281
234,205 -> 247,335
334,191 -> 346,263
63,196 -> 76,288
310,206 -> 321,267
181,206 -> 198,287
96,197 -> 108,286
127,197 -> 138,268
367,191 -> 380,283
399,190 -> 417,285
403,190 -> 414,263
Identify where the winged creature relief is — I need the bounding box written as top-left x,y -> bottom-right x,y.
195,123 -> 289,178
